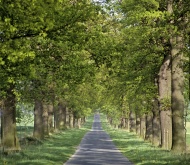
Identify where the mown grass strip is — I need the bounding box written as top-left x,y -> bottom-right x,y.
100,114 -> 190,165
0,115 -> 94,165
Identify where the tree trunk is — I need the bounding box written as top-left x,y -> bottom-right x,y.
136,115 -> 140,136
125,118 -> 129,130
129,111 -> 136,132
58,103 -> 65,129
121,118 -> 126,129
81,116 -> 86,125
158,53 -> 172,150
81,117 -> 84,125
1,86 -> 21,153
140,114 -> 146,140
63,105 -> 67,128
108,117 -> 113,125
54,102 -> 66,130
166,0 -> 186,153
76,118 -> 81,129
0,102 -> 2,145
171,35 -> 185,153
42,103 -> 49,137
33,100 -> 44,139
73,117 -> 77,128
152,98 -> 161,147
53,105 -> 58,130
66,107 -> 70,128
69,111 -> 74,128
160,111 -> 172,150
48,104 -> 54,133
145,112 -> 153,142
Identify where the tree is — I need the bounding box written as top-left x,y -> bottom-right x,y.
111,0 -> 190,153
167,0 -> 189,153
0,0 -> 63,152
0,0 -> 104,152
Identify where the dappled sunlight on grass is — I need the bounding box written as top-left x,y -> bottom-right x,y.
101,114 -> 190,165
0,115 -> 94,165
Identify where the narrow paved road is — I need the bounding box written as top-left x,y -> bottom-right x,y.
64,113 -> 133,165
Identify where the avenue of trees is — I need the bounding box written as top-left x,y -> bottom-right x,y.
101,0 -> 190,154
0,0 -> 190,155
0,0 -> 106,153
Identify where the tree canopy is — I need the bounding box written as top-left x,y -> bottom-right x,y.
0,0 -> 190,154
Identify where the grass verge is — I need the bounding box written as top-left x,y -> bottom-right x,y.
0,115 -> 94,165
100,114 -> 190,165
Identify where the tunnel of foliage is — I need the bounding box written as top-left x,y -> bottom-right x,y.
0,0 -> 190,155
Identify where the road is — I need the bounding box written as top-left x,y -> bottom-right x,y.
64,113 -> 133,165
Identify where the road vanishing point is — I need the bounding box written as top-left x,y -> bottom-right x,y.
64,113 -> 133,165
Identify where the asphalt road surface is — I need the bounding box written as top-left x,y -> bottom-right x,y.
64,113 -> 133,165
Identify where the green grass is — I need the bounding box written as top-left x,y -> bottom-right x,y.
17,126 -> 34,140
101,114 -> 190,165
0,115 -> 94,165
2,114 -> 190,165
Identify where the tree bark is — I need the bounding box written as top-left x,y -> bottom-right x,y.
1,86 -> 21,153
53,105 -> 58,130
145,112 -> 153,142
171,35 -> 186,153
48,104 -> 54,133
152,98 -> 161,147
167,0 -> 186,153
136,114 -> 140,136
158,53 -> 172,150
54,102 -> 66,130
0,102 -> 2,145
129,111 -> 136,132
81,116 -> 86,125
140,114 -> 146,140
160,110 -> 172,150
66,107 -> 70,128
121,118 -> 126,129
42,103 -> 49,136
73,117 -> 77,128
125,118 -> 129,130
69,111 -> 74,128
63,105 -> 67,128
33,100 -> 44,139
76,118 -> 81,129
